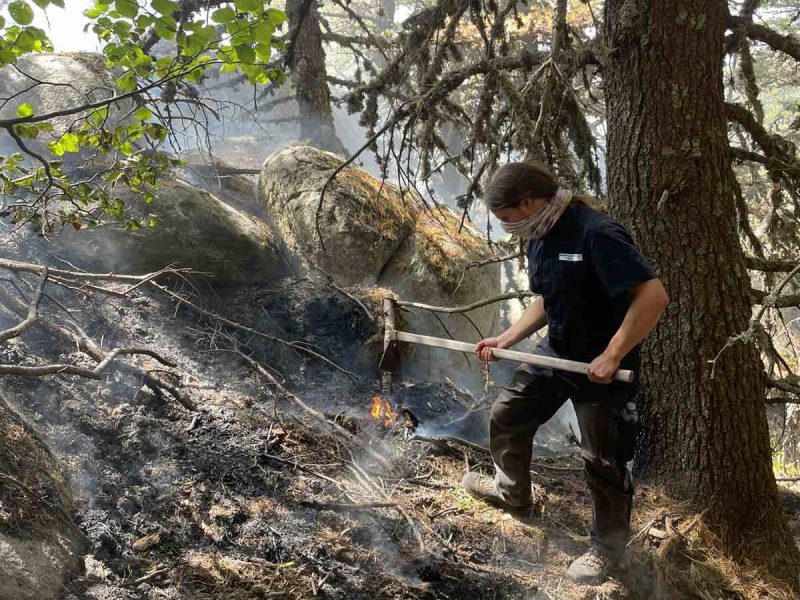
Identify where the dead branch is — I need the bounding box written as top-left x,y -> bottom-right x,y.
310,265 -> 375,323
768,375 -> 800,400
234,348 -> 392,469
750,288 -> 800,308
727,15 -> 800,63
464,251 -> 524,271
182,162 -> 261,176
0,257 -> 192,286
745,256 -> 800,272
344,459 -> 425,550
712,263 -> 800,376
141,274 -> 361,380
396,290 -> 534,314
260,453 -> 344,488
766,396 -> 800,404
0,265 -> 47,343
0,347 -> 170,378
298,500 -> 399,511
0,266 -> 197,411
329,0 -> 391,63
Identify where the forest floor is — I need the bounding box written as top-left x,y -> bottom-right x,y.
1,266 -> 798,600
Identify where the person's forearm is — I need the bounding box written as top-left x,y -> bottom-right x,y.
498,297 -> 547,347
605,280 -> 668,361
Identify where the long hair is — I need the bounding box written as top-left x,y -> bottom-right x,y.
483,161 -> 595,211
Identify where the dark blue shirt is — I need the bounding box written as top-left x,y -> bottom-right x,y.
527,202 -> 657,373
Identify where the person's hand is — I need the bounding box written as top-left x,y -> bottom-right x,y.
475,337 -> 511,362
587,351 -> 621,384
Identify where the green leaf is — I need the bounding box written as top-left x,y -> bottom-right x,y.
87,106 -> 109,128
254,42 -> 272,60
135,14 -> 154,28
16,102 -> 33,118
60,132 -> 80,152
211,7 -> 236,23
235,43 -> 255,64
0,49 -> 17,64
234,0 -> 262,13
114,0 -> 137,18
31,0 -> 49,8
253,20 -> 273,42
114,69 -> 137,91
266,8 -> 287,26
9,1 -> 35,25
48,141 -> 65,156
133,106 -> 153,121
153,18 -> 176,40
151,0 -> 179,15
15,30 -> 37,51
84,3 -> 109,18
112,19 -> 133,36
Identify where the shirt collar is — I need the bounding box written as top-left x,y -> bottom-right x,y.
542,201 -> 577,240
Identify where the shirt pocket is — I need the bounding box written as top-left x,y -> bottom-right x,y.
548,255 -> 588,293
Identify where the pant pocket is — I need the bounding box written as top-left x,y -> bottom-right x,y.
610,402 -> 638,463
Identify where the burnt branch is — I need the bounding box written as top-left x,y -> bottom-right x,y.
0,265 -> 195,410
0,265 -> 47,343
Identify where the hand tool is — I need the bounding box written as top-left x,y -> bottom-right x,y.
378,297 -> 635,384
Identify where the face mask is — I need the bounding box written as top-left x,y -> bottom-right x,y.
499,212 -> 540,235
498,187 -> 573,240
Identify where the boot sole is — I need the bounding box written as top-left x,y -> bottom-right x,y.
463,488 -> 533,514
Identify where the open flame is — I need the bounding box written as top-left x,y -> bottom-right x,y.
369,396 -> 397,427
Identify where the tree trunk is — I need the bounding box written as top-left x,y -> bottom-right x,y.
603,0 -> 799,583
285,0 -> 347,155
377,0 -> 395,33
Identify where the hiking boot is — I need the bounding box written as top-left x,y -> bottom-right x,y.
461,471 -> 532,514
565,546 -> 619,585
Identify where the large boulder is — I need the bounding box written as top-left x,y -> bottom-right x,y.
258,145 -> 501,388
258,145 -> 418,286
0,52 -> 132,161
53,178 -> 289,287
0,395 -> 85,600
378,206 -> 501,387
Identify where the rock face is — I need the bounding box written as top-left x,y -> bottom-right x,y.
0,395 -> 85,600
377,207 -> 501,384
259,145 -> 418,286
259,145 -> 501,387
54,178 -> 289,287
0,53 -> 132,160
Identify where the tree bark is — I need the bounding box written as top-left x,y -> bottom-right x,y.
603,0 -> 800,583
286,0 -> 347,155
377,0 -> 395,32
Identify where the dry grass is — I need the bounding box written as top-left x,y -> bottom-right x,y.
333,165 -> 418,240
178,552 -> 310,599
653,516 -> 797,600
413,207 -> 488,293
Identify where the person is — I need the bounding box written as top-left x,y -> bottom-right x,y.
462,161 -> 669,585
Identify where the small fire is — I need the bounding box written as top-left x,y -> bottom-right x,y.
369,396 -> 397,427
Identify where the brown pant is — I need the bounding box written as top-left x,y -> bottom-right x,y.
490,362 -> 638,559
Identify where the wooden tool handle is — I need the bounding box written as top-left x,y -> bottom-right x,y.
391,330 -> 635,383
